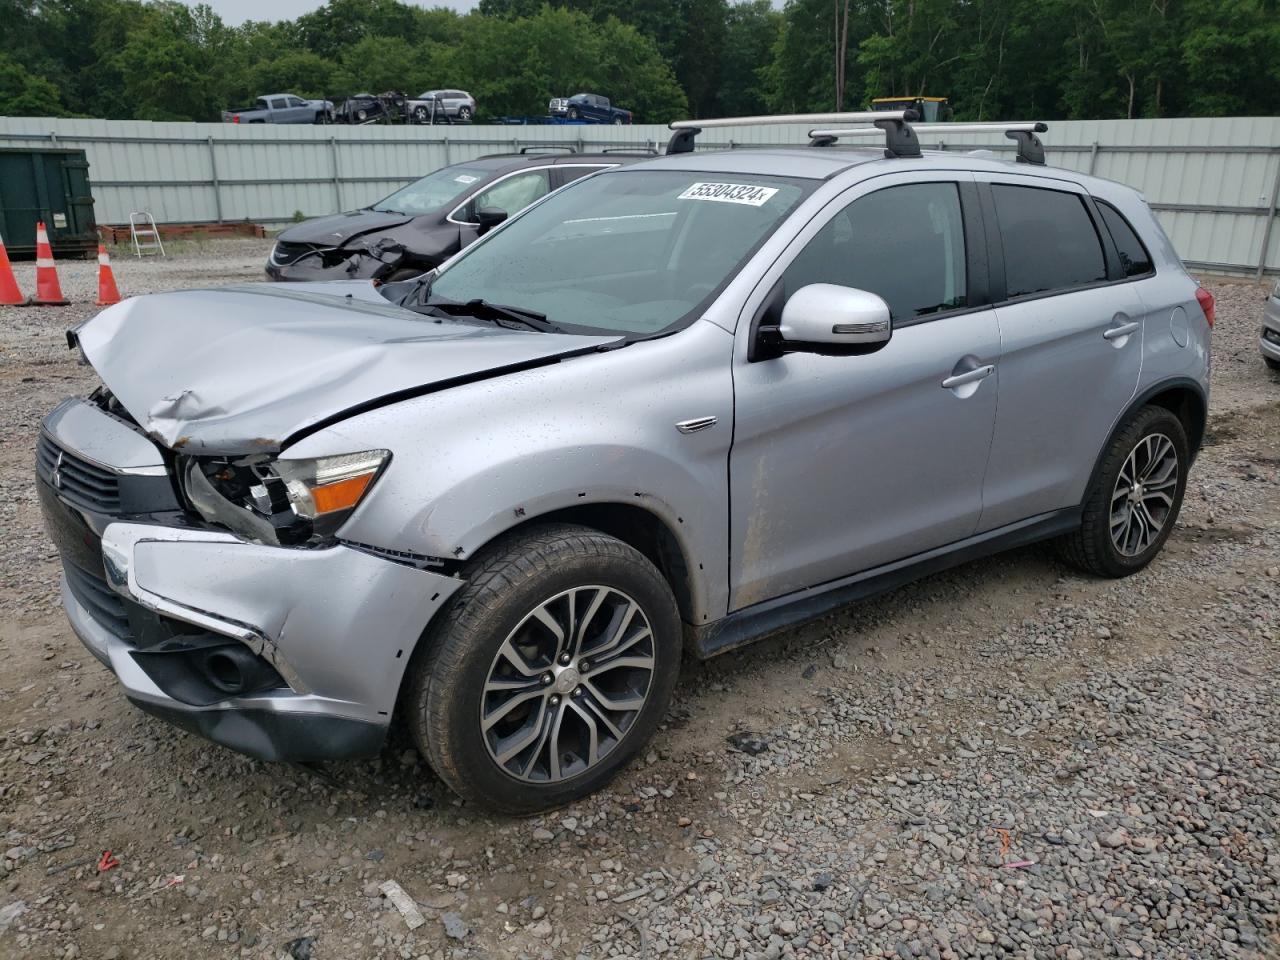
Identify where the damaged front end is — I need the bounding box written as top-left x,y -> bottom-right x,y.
267,235 -> 414,282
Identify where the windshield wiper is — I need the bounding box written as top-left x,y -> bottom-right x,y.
424,298 -> 565,333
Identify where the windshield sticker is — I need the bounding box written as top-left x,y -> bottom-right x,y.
454,174 -> 479,184
678,182 -> 779,206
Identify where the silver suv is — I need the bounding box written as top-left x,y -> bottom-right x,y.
37,115 -> 1212,812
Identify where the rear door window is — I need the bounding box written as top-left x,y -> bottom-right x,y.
1096,201 -> 1154,278
991,184 -> 1106,298
783,182 -> 968,322
269,98 -> 288,109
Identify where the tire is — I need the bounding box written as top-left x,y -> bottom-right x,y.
355,108 -> 369,122
1265,356 -> 1280,372
408,523 -> 681,813
1057,405 -> 1189,578
612,117 -> 624,125
458,106 -> 473,122
567,107 -> 580,120
413,106 -> 428,123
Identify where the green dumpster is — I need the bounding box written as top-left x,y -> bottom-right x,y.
0,147 -> 98,259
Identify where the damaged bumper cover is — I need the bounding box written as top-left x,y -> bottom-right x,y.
69,522 -> 462,761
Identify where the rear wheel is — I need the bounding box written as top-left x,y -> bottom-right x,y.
612,116 -> 625,125
408,524 -> 681,813
457,105 -> 473,122
1058,405 -> 1188,577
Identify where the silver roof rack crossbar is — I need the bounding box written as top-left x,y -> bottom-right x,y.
665,110 -> 920,158
807,121 -> 1049,164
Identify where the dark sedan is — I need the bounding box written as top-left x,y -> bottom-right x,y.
267,152 -> 638,282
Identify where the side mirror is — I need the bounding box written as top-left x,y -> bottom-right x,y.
475,206 -> 508,234
777,283 -> 892,355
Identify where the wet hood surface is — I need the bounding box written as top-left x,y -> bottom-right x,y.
75,282 -> 622,454
277,209 -> 416,247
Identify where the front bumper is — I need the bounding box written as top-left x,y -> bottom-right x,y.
1262,296 -> 1280,362
41,398 -> 464,761
265,248 -> 387,282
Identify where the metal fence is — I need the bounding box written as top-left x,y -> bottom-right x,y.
1,114 -> 1277,277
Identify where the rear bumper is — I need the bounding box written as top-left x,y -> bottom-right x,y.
1262,297 -> 1280,361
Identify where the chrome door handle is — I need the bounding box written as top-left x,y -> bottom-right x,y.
1103,321 -> 1140,340
941,364 -> 995,389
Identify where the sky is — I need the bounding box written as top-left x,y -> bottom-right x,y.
197,0 -> 480,23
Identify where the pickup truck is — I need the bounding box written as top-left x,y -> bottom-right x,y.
223,93 -> 334,124
547,93 -> 632,124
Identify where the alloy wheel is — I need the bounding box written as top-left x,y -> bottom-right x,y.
480,586 -> 656,783
1110,432 -> 1179,556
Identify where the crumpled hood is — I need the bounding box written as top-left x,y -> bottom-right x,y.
277,209 -> 415,247
75,282 -> 621,454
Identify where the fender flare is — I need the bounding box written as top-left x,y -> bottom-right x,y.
1083,376 -> 1207,500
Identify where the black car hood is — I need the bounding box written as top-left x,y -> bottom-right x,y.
75,282 -> 622,454
277,209 -> 416,247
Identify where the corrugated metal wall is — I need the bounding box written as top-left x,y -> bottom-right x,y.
1,115 -> 1277,276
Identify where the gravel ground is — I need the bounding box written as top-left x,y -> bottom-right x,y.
0,240 -> 1277,960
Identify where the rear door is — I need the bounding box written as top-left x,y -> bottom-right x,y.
975,176 -> 1144,531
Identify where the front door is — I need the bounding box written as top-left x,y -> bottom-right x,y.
729,173 -> 1001,610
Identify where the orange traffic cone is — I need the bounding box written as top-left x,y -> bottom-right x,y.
0,232 -> 28,306
32,221 -> 69,306
95,244 -> 121,305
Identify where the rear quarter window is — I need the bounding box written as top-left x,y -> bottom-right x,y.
991,184 -> 1107,298
1096,200 -> 1155,278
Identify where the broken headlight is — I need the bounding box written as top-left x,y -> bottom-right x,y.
182,450 -> 389,546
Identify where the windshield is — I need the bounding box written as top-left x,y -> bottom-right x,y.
426,169 -> 811,335
373,165 -> 488,215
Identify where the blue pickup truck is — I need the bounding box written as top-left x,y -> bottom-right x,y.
547,93 -> 632,124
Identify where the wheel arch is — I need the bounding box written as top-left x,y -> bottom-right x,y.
1086,377 -> 1207,497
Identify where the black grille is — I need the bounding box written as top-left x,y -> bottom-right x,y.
63,562 -> 133,641
36,434 -> 121,513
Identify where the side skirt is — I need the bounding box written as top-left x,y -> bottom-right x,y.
691,507 -> 1081,659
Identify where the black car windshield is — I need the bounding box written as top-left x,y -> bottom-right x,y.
424,170 -> 811,336
372,166 -> 488,215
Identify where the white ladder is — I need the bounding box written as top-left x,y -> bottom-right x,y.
129,212 -> 166,258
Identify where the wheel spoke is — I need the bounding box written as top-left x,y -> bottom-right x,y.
496,638 -> 542,678
573,692 -> 625,740
585,653 -> 655,678
482,688 -> 544,732
493,697 -> 548,765
590,601 -> 638,659
521,700 -> 564,779
484,674 -> 543,694
583,678 -> 647,713
531,604 -> 565,652
1142,489 -> 1174,510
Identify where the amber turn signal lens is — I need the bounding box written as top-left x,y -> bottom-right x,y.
310,472 -> 376,515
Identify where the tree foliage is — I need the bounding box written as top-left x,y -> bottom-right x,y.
1,0 -> 1276,123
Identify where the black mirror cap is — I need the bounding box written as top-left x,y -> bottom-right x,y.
475,206 -> 508,233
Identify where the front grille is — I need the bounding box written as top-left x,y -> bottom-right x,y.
63,562 -> 133,641
36,434 -> 121,513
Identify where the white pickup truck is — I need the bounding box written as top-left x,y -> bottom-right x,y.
222,93 -> 334,124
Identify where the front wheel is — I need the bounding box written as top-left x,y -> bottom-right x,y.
408,524 -> 681,813
612,116 -> 625,125
1265,355 -> 1280,372
457,106 -> 473,122
567,106 -> 580,120
1057,405 -> 1189,577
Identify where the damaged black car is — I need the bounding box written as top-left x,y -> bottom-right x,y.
266,150 -> 645,282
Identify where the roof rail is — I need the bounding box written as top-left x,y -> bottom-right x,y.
807,121 -> 1049,164
665,110 -> 920,158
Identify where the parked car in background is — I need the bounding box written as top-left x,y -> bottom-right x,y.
548,93 -> 632,124
1263,278 -> 1280,370
267,151 -> 638,281
336,92 -> 410,124
222,94 -> 333,124
407,90 -> 476,123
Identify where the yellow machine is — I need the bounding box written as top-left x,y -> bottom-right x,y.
871,96 -> 953,122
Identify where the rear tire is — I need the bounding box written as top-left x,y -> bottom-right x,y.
1057,405 -> 1188,578
458,106 -> 473,122
408,524 -> 681,813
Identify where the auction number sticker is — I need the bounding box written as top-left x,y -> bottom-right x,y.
678,182 -> 778,206
454,174 -> 479,184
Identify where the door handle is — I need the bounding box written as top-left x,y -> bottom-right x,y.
1103,321 -> 1140,341
941,364 -> 995,389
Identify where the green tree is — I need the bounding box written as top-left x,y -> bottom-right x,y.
720,0 -> 781,115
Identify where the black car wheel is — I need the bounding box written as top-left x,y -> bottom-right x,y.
612,117 -> 624,125
567,106 -> 580,120
1057,405 -> 1189,578
407,523 -> 681,813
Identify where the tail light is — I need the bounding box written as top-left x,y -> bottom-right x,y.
231,115 -> 240,124
1195,286 -> 1215,328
